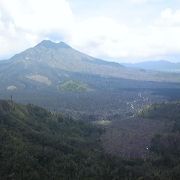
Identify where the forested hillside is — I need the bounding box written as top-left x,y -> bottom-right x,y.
101,102 -> 180,179
141,102 -> 180,179
1,100 -> 180,179
0,100 -> 144,180
0,100 -> 104,179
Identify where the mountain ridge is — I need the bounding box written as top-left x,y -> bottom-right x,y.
36,40 -> 72,49
0,40 -> 180,98
123,60 -> 180,72
2,40 -> 180,83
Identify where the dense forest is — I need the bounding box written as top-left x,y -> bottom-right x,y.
0,100 -> 180,179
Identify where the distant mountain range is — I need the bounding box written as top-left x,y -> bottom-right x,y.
123,60 -> 180,72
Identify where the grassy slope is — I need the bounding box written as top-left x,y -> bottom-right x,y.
59,80 -> 91,92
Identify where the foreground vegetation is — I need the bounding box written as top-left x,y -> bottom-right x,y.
1,100 -> 180,179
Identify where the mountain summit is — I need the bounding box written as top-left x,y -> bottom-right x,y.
0,40 -> 180,95
36,40 -> 72,49
8,39 -> 125,75
0,40 -> 180,113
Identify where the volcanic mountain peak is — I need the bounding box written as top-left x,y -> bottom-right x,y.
2,40 -> 180,85
36,40 -> 72,49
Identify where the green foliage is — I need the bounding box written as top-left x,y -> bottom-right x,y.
139,102 -> 180,120
59,80 -> 91,92
0,100 -> 103,179
0,100 -> 147,180
1,100 -> 180,179
139,102 -> 180,179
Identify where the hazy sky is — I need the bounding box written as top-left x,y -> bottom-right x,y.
0,0 -> 180,62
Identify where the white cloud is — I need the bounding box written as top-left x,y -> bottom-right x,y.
0,0 -> 73,33
0,1 -> 180,62
130,0 -> 152,3
68,7 -> 180,62
158,8 -> 180,27
70,17 -> 130,57
0,0 -> 74,58
128,0 -> 163,4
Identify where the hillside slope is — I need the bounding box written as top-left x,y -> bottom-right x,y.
103,101 -> 180,156
102,101 -> 180,179
1,40 -> 180,95
0,100 -> 103,179
1,100 -> 180,179
1,40 -> 180,117
0,100 -> 162,180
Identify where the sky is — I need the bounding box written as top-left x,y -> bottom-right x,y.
0,0 -> 180,63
